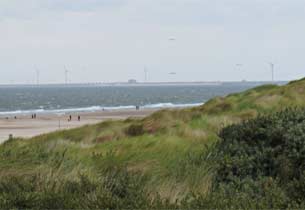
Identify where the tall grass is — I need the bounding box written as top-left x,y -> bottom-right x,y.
0,77 -> 304,208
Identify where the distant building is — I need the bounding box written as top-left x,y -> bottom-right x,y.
128,79 -> 137,84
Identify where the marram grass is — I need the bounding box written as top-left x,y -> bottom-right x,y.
0,77 -> 305,208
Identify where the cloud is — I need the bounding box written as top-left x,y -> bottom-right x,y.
0,0 -> 304,83
0,0 -> 126,20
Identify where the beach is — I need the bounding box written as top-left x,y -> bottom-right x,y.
0,82 -> 263,144
0,108 -> 159,143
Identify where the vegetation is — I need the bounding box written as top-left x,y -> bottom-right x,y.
185,108 -> 305,209
0,78 -> 304,209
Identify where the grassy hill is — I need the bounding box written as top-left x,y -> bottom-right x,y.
0,78 -> 304,208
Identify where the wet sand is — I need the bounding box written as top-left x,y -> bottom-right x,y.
0,108 -> 159,143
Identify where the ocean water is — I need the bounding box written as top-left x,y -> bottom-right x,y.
0,82 -> 276,115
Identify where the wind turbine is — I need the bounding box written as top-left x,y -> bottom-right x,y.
236,64 -> 245,81
35,66 -> 40,85
144,67 -> 148,82
268,62 -> 274,83
64,66 -> 69,84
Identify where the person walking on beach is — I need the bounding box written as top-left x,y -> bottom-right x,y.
69,115 -> 72,121
78,115 -> 80,121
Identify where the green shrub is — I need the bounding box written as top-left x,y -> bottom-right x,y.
125,123 -> 145,136
211,108 -> 305,207
183,177 -> 291,209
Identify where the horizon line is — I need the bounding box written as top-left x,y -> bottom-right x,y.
0,80 -> 288,87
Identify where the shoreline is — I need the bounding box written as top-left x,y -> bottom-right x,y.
0,108 -> 161,143
0,103 -> 203,117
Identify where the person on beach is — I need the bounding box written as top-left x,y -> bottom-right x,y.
69,115 -> 72,121
78,115 -> 80,121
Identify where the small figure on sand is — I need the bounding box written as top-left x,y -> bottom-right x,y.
68,115 -> 72,121
78,115 -> 81,121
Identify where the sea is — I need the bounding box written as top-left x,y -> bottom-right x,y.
0,82 -> 283,116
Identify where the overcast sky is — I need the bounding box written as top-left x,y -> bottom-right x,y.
0,0 -> 304,84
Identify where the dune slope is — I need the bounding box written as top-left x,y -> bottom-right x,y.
0,78 -> 304,204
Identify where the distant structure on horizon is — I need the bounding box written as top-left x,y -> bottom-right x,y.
128,79 -> 137,84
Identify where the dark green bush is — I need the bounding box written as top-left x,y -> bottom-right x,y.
183,177 -> 291,209
125,123 -> 145,136
211,108 -> 305,207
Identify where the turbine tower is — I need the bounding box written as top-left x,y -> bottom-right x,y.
35,67 -> 40,85
64,66 -> 69,84
268,62 -> 274,82
236,64 -> 244,82
144,67 -> 148,82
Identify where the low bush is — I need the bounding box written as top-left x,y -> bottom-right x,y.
207,108 -> 305,208
125,123 -> 145,136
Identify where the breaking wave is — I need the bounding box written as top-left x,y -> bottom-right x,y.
0,102 -> 203,116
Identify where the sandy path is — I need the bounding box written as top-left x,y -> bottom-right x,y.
0,108 -> 159,143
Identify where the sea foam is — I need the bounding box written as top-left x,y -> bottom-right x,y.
0,103 -> 203,116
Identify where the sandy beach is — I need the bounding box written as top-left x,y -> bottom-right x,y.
0,108 -> 159,143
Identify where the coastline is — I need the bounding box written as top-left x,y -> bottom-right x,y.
0,102 -> 203,116
0,108 -> 160,143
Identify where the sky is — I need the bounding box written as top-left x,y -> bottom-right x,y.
0,0 -> 305,84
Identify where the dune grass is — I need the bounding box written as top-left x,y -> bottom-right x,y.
0,77 -> 305,204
